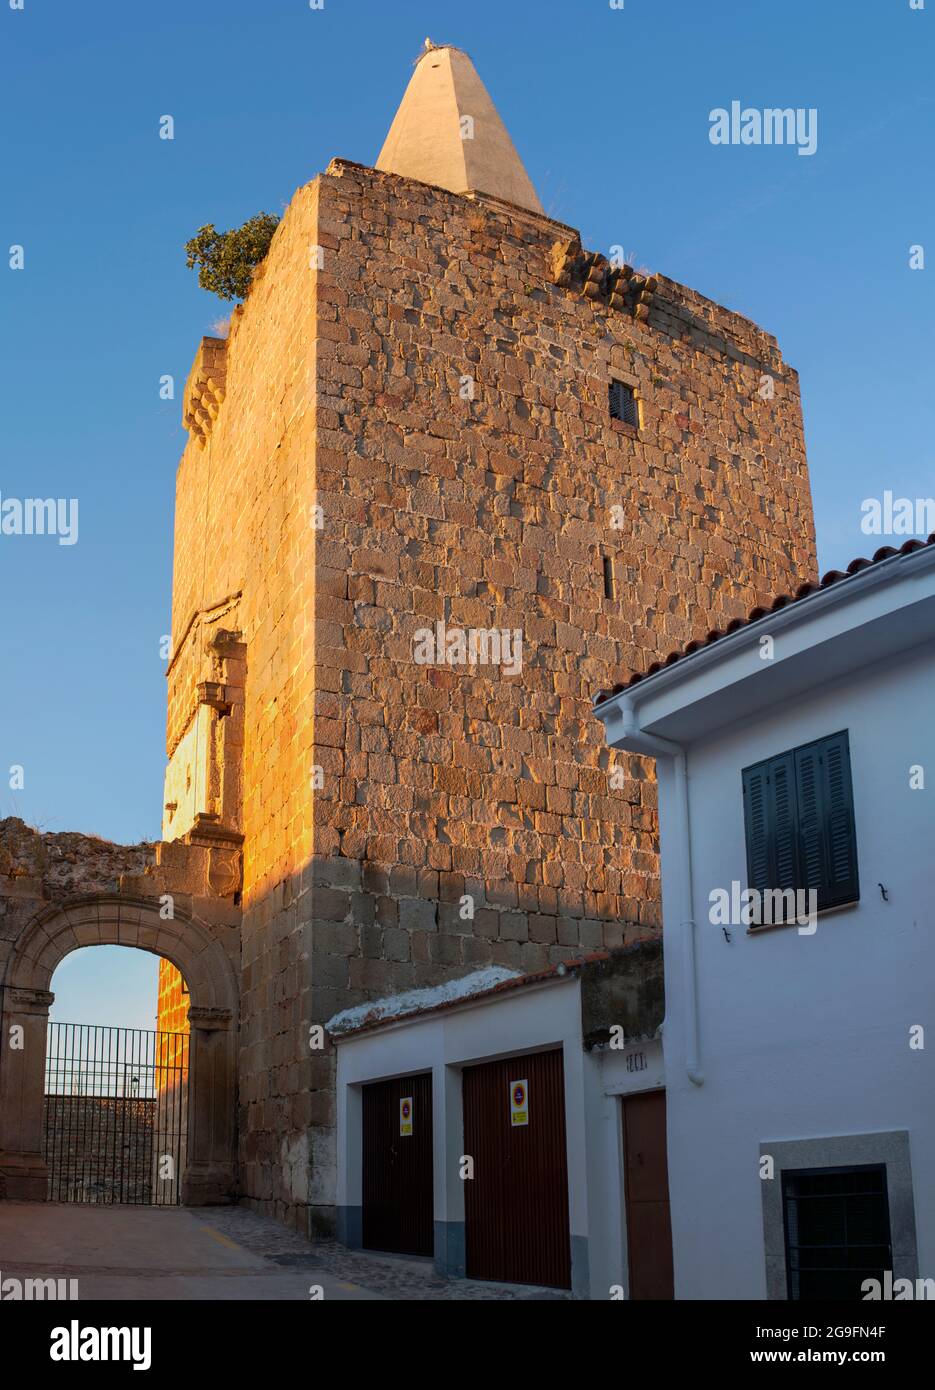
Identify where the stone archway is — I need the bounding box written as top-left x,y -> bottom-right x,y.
0,894 -> 238,1204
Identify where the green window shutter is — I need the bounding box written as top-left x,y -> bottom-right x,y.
742,762 -> 772,894
742,752 -> 799,901
794,732 -> 859,912
743,734 -> 858,924
770,753 -> 799,892
794,741 -> 825,896
819,732 -> 859,907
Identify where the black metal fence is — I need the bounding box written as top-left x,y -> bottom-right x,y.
43,1022 -> 189,1205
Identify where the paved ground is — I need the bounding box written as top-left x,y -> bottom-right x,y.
0,1202 -> 568,1300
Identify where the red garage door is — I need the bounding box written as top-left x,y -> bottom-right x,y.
362,1073 -> 433,1257
462,1049 -> 571,1289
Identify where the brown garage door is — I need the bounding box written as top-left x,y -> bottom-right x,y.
622,1089 -> 674,1298
463,1049 -> 571,1289
362,1073 -> 433,1257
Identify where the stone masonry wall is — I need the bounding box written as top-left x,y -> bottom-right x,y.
167,181 -> 323,1229
0,817 -> 239,1206
156,958 -> 190,1036
303,161 -> 816,1226
166,160 -> 816,1234
0,818 -> 157,971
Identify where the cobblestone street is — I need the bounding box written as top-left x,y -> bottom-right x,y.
193,1205 -> 571,1299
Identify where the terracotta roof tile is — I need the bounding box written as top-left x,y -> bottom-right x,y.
593,534 -> 935,706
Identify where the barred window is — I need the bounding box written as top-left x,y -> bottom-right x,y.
783,1165 -> 890,1301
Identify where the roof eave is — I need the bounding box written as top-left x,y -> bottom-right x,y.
595,541 -> 935,750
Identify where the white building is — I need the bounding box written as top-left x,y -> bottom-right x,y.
328,945 -> 669,1300
594,536 -> 935,1300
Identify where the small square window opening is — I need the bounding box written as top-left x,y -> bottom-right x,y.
609,380 -> 639,428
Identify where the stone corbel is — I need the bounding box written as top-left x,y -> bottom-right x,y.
197,680 -> 232,715
550,236 -> 658,322
208,628 -> 246,661
7,987 -> 55,1014
188,1005 -> 233,1032
183,337 -> 228,450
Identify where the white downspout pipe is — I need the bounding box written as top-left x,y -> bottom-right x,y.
610,695 -> 703,1087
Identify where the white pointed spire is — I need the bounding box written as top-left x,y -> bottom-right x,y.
376,44 -> 544,214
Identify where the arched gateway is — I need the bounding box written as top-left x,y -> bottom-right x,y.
0,894 -> 238,1204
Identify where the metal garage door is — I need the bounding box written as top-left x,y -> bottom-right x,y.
361,1073 -> 433,1257
462,1048 -> 571,1289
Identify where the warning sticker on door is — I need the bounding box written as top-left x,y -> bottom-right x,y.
399,1096 -> 413,1137
510,1079 -> 528,1127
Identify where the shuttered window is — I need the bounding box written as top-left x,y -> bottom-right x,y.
742,731 -> 859,921
609,379 -> 639,427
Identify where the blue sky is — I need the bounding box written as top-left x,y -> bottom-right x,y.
1,0 -> 932,1022
49,945 -> 160,1030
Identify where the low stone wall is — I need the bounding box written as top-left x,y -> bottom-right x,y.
42,1095 -> 160,1204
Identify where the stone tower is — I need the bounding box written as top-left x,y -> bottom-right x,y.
161,43 -> 817,1234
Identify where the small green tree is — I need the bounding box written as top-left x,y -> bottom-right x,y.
184,212 -> 280,301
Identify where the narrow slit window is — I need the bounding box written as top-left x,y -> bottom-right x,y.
602,555 -> 616,600
609,380 -> 639,428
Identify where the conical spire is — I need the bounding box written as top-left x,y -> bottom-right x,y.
376,42 -> 544,215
